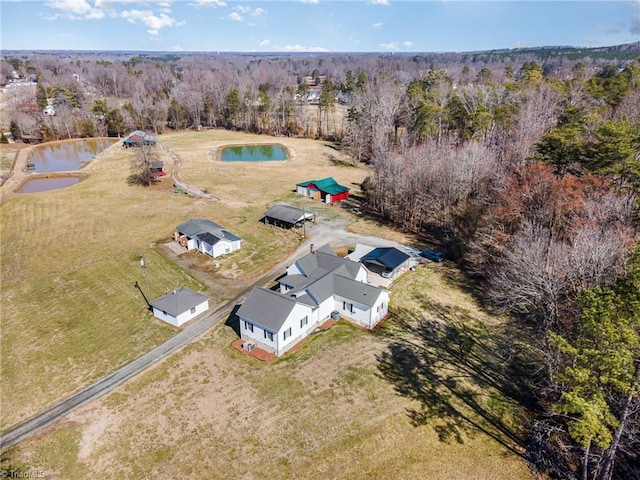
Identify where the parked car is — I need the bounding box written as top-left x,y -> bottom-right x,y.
420,250 -> 444,262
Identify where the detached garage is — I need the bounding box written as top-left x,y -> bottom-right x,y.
150,287 -> 210,327
296,177 -> 350,204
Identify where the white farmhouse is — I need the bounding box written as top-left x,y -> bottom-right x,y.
237,245 -> 389,356
175,219 -> 242,258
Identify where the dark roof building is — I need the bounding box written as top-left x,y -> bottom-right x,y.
263,204 -> 315,228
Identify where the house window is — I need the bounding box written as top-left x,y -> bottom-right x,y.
244,321 -> 254,333
300,316 -> 308,328
190,307 -> 196,314
284,327 -> 292,340
343,301 -> 354,313
264,330 -> 274,341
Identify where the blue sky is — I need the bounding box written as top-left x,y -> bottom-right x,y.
0,1 -> 638,52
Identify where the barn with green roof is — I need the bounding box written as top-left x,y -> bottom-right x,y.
296,177 -> 350,204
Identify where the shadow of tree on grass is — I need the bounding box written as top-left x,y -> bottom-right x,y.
377,298 -> 544,459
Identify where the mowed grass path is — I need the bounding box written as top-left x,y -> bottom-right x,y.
1,131 -> 369,429
14,265 -> 534,480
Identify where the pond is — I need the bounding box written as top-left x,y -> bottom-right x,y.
220,144 -> 288,162
18,176 -> 81,193
29,138 -> 117,172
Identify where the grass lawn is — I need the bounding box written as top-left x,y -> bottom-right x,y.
9,263 -> 535,479
0,130 -> 370,429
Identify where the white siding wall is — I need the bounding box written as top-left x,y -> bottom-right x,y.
240,303 -> 315,356
296,186 -> 310,197
333,292 -> 388,329
239,317 -> 277,353
152,307 -> 179,327
287,262 -> 304,277
186,237 -> 198,250
354,265 -> 369,283
277,303 -> 315,355
314,296 -> 335,323
333,294 -> 373,327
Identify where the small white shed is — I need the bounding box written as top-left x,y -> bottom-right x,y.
150,287 -> 210,327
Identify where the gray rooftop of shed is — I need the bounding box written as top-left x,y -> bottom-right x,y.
150,287 -> 210,317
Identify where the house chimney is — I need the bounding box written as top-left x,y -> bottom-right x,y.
310,243 -> 315,254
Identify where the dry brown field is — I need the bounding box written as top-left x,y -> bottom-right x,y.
11,265 -> 534,480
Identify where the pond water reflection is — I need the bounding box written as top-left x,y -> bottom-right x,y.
30,138 -> 117,172
19,176 -> 81,193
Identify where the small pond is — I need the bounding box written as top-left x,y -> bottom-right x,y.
19,176 -> 81,193
220,144 -> 288,162
29,138 -> 117,172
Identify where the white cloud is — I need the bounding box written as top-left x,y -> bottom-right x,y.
275,44 -> 330,52
368,0 -> 390,5
120,9 -> 185,35
372,22 -> 383,30
227,6 -> 265,22
190,0 -> 226,7
514,41 -> 529,48
44,0 -> 105,20
379,41 -> 399,51
403,41 -> 413,48
300,0 -> 318,3
260,39 -> 271,47
170,43 -> 184,51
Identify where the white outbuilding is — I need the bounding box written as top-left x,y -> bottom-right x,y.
150,287 -> 210,327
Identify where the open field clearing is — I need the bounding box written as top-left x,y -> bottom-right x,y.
0,144 -> 21,184
9,263 -> 534,479
0,130 -> 371,429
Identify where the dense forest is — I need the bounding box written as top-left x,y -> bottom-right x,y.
1,44 -> 639,479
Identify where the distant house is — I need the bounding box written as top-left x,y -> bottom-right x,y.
347,244 -> 411,279
237,244 -> 389,356
296,177 -> 350,204
262,204 -> 315,229
150,287 -> 210,327
175,219 -> 242,258
123,130 -> 156,148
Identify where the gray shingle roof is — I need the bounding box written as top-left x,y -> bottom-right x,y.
296,248 -> 362,280
333,274 -> 385,307
150,287 -> 210,316
176,218 -> 242,243
237,288 -> 299,332
279,274 -> 315,290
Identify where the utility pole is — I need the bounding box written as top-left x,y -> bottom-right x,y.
140,254 -> 151,300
